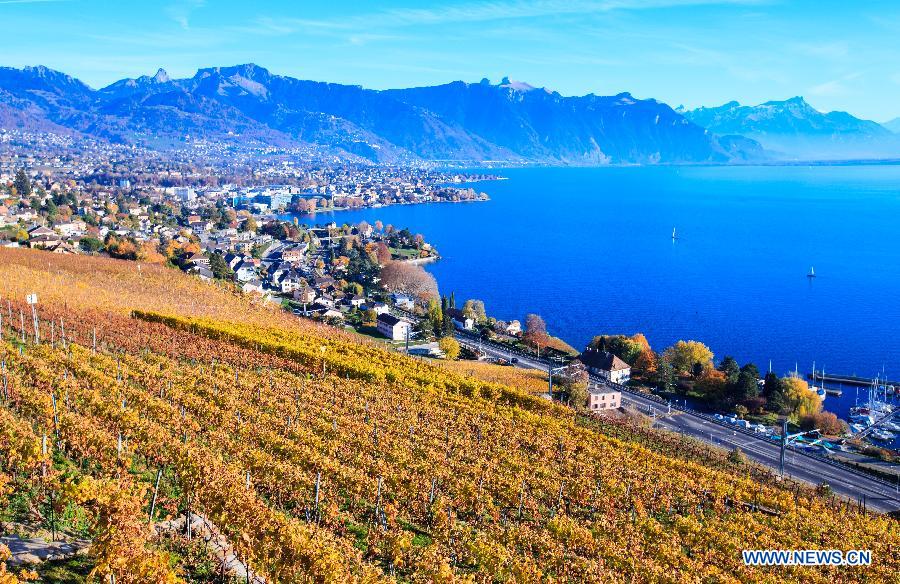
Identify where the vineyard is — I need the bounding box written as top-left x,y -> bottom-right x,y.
438,360 -> 550,395
0,248 -> 898,583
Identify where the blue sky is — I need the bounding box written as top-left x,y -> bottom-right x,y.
2,0 -> 900,121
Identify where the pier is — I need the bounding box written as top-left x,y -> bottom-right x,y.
807,372 -> 899,389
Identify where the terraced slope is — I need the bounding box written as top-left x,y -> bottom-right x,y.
0,248 -> 896,582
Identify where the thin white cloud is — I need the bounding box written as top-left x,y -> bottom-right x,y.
166,0 -> 206,30
808,72 -> 862,97
793,41 -> 849,60
376,0 -> 765,27
250,0 -> 765,36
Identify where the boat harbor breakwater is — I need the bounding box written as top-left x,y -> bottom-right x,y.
809,372 -> 900,389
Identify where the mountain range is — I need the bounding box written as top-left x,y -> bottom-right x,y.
681,97 -> 899,160
0,64 -> 762,164
2,64 -> 897,163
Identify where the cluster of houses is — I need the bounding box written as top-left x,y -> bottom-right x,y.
440,307 -> 523,338
1,150 -> 490,264
182,218 -> 424,341
0,177 -> 192,253
14,224 -> 82,253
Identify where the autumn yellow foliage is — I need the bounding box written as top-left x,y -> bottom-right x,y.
782,376 -> 824,418
0,248 -> 897,583
439,359 -> 549,394
663,340 -> 715,374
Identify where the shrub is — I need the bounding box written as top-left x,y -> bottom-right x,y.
798,411 -> 846,436
438,336 -> 460,360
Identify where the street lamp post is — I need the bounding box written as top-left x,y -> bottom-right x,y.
547,358 -> 567,397
780,420 -> 820,477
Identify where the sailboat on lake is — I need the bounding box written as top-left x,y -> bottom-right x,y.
807,266 -> 816,278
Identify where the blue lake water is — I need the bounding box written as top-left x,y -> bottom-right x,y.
289,165 -> 900,419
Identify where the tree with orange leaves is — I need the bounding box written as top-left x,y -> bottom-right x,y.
633,349 -> 658,376
374,242 -> 392,265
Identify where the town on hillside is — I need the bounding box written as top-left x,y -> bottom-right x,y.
0,144 -> 490,258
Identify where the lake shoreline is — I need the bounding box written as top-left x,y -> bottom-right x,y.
290,165 -> 900,422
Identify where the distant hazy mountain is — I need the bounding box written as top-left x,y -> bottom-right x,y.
681,97 -> 898,160
884,118 -> 900,133
383,77 -> 764,163
0,63 -> 763,164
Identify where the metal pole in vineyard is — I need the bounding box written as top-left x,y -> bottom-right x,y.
149,468 -> 163,522
314,472 -> 321,520
27,293 -> 39,344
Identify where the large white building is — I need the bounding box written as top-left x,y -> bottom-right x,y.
173,187 -> 196,203
377,313 -> 413,341
579,348 -> 631,385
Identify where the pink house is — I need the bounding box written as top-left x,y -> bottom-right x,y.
588,385 -> 621,412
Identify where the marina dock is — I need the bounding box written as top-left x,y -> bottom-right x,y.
807,372 -> 898,389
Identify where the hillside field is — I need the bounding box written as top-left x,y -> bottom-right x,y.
0,248 -> 897,583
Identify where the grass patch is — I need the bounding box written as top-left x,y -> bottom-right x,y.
32,555 -> 94,584
388,247 -> 420,260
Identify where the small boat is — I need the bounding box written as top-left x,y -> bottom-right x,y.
807,266 -> 816,278
872,402 -> 895,413
811,365 -> 827,398
849,414 -> 875,426
870,430 -> 896,441
671,227 -> 678,240
849,423 -> 866,433
815,385 -> 826,398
